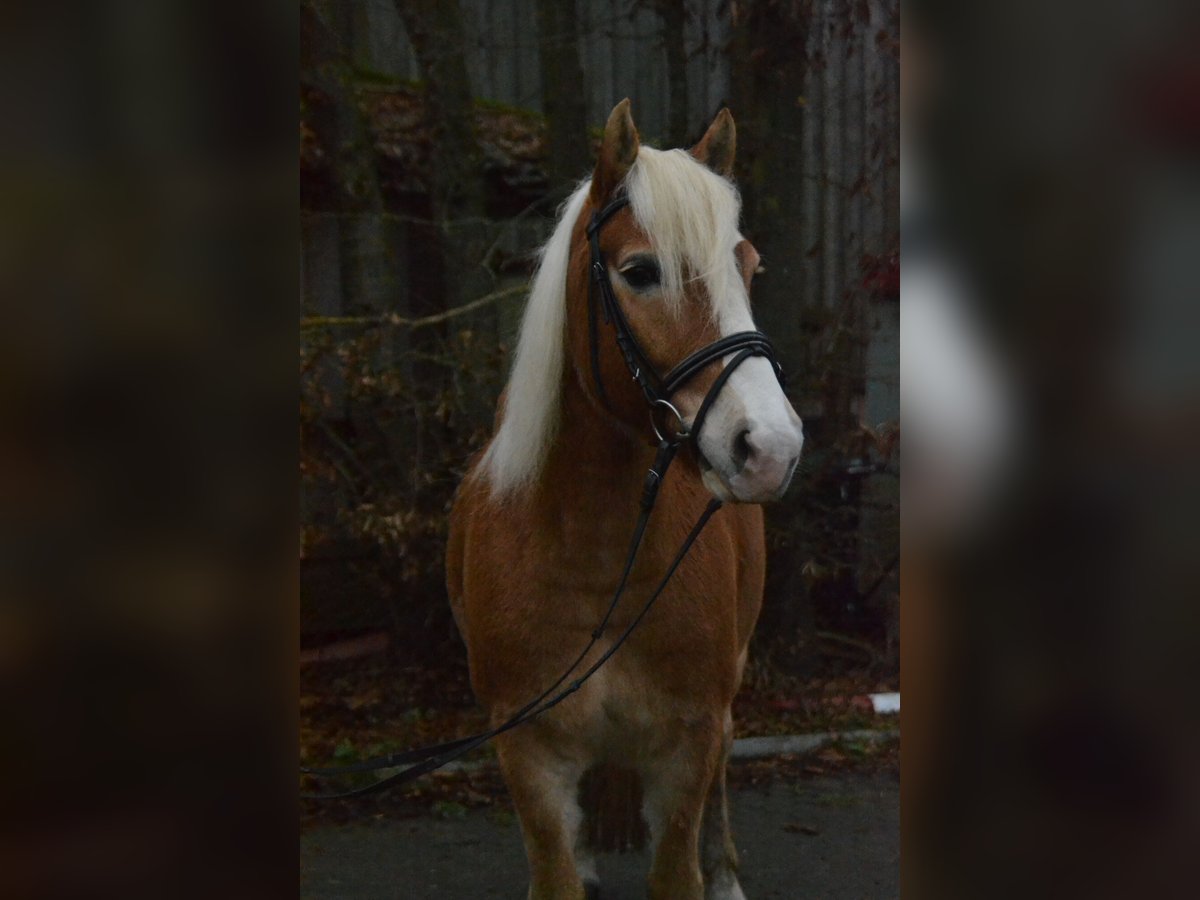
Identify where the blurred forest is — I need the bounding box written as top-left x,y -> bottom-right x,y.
300,0 -> 899,679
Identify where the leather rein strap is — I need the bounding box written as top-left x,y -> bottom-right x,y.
302,195 -> 785,800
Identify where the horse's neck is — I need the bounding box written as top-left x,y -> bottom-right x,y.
522,365 -> 713,593
522,371 -> 663,580
541,367 -> 650,498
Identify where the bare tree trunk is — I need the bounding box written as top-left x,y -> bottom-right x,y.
654,0 -> 690,147
300,0 -> 385,313
730,0 -> 818,390
394,0 -> 484,219
537,0 -> 590,193
391,0 -> 486,330
391,0 -> 488,488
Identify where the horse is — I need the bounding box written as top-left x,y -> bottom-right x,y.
446,100 -> 804,900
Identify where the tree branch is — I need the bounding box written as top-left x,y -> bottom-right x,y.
300,283 -> 527,332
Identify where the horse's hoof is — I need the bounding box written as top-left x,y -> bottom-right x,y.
583,879 -> 601,900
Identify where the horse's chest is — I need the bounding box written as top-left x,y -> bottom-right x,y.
571,657 -> 685,759
562,635 -> 733,761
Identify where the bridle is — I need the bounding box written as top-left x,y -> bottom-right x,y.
302,192 -> 788,800
586,195 -> 784,454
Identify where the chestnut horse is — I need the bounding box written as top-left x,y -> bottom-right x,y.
447,101 -> 804,900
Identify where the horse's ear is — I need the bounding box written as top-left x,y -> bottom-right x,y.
592,99 -> 640,203
690,108 -> 736,178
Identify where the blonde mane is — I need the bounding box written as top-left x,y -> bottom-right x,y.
482,147 -> 744,495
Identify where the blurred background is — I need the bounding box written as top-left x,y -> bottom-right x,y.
903,0 -> 1200,896
299,0 -> 900,776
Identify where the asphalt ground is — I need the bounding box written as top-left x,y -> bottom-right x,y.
301,770 -> 899,899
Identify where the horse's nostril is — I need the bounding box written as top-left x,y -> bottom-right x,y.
732,428 -> 752,471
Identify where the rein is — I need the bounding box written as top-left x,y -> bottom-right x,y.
302,195 -> 783,800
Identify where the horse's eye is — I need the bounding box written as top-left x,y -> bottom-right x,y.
619,263 -> 660,291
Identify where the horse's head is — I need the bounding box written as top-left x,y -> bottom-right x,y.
571,100 -> 804,503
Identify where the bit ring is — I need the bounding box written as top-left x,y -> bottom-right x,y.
650,398 -> 690,444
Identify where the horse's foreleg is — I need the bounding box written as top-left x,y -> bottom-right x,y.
641,718 -> 724,900
700,711 -> 745,899
496,730 -> 588,900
